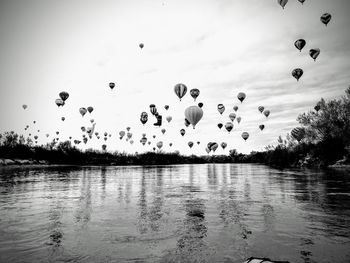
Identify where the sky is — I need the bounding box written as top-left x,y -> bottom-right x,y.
0,0 -> 349,155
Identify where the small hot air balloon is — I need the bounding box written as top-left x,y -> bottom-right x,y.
79,107 -> 87,117
59,91 -> 69,102
236,116 -> 242,124
109,82 -> 115,90
278,0 -> 288,9
314,104 -> 321,112
229,113 -> 236,122
190,88 -> 200,101
184,106 -> 203,128
169,143 -> 173,147
55,98 -> 65,107
161,128 -> 166,134
233,106 -> 238,112
291,127 -> 306,142
149,104 -> 157,115
174,83 -> 187,101
180,129 -> 186,136
263,110 -> 270,118
320,13 -> 332,26
90,119 -> 94,123
241,132 -> 249,141
166,116 -> 172,123
184,118 -> 190,127
164,105 -> 169,110
309,49 -> 320,61
225,122 -> 234,133
197,141 -> 200,145
294,39 -> 306,52
237,92 -> 246,103
34,135 -> 38,140
22,104 -> 27,110
217,123 -> 223,129
156,141 -> 163,149
217,104 -> 225,115
258,106 -> 265,113
211,143 -> 218,152
126,127 -> 131,132
140,112 -> 148,125
61,117 -> 65,121
188,141 -> 194,148
221,142 -> 227,150
139,43 -> 144,49
292,68 -> 303,81
298,0 -> 305,4
205,147 -> 210,154
153,135 -> 156,139
198,102 -> 203,108
87,106 -> 94,113
259,124 -> 265,131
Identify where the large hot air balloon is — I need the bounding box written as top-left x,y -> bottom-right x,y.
217,123 -> 223,129
139,43 -> 144,49
87,106 -> 94,113
258,106 -> 264,113
174,83 -> 187,101
59,91 -> 69,102
320,13 -> 331,26
22,104 -> 27,110
180,129 -> 186,136
263,110 -> 270,118
221,142 -> 227,150
278,0 -> 288,9
309,49 -> 320,61
294,39 -> 306,52
241,132 -> 249,141
291,127 -> 306,142
184,106 -> 203,128
156,141 -> 163,149
55,98 -> 65,107
229,113 -> 236,122
292,68 -> 303,81
225,122 -> 234,133
166,116 -> 172,123
109,82 -> 115,90
237,92 -> 246,103
259,124 -> 265,131
79,107 -> 87,117
188,141 -> 194,148
217,104 -> 225,115
190,88 -> 200,101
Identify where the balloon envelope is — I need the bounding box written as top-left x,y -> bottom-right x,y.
184,106 -> 203,128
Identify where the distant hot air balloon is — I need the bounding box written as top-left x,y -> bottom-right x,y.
314,104 -> 321,112
61,117 -> 65,121
198,102 -> 203,108
233,106 -> 238,112
164,105 -> 169,110
34,135 -> 38,140
139,43 -> 144,49
263,110 -> 270,118
225,122 -> 234,133
169,143 -> 173,147
149,104 -> 157,115
46,134 -> 49,137
320,13 -> 332,26
87,106 -> 94,113
292,68 -> 303,81
59,91 -> 69,102
102,144 -> 107,151
55,98 -> 65,107
237,92 -> 246,103
161,128 -> 166,134
188,141 -> 194,148
156,141 -> 163,149
174,83 -> 187,101
81,126 -> 86,132
79,107 -> 87,117
294,39 -> 306,52
258,106 -> 265,113
298,0 -> 305,4
241,132 -> 249,141
236,116 -> 242,124
166,116 -> 172,123
217,104 -> 225,115
109,82 -> 115,90
140,112 -> 148,125
217,123 -> 223,129
291,127 -> 306,142
309,49 -> 320,61
184,106 -> 203,128
221,142 -> 227,150
211,143 -> 218,152
119,131 -> 125,139
197,141 -> 200,145
153,135 -> 156,139
205,148 -> 210,154
190,88 -> 200,101
126,127 -> 131,132
229,113 -> 236,122
22,104 -> 27,110
278,0 -> 288,9
180,129 -> 186,136
259,124 -> 265,131
90,119 -> 94,123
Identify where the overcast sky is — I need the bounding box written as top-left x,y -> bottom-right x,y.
0,0 -> 349,154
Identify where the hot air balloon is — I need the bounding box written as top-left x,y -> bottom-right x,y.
291,127 -> 305,142
236,116 -> 242,124
298,0 -> 305,4
141,137 -> 147,145
46,134 -> 49,137
90,119 -> 94,123
102,144 -> 107,151
169,143 -> 173,147
22,104 -> 27,110
174,83 -> 187,101
119,131 -> 125,139
263,110 -> 270,118
154,115 -> 162,127
149,104 -> 157,115
190,88 -> 200,101
198,102 -> 203,108
180,129 -> 186,136
109,82 -> 115,90
205,147 -> 210,154
130,140 -> 134,145
188,141 -> 194,148
59,91 -> 69,102
140,112 -> 148,125
156,141 -> 163,149
233,106 -> 238,112
211,143 -> 218,152
259,124 -> 265,131
241,132 -> 249,141
197,141 -> 200,145
217,104 -> 225,115
153,135 -> 156,138
292,68 -> 303,81
126,127 -> 131,132
320,13 -> 331,26
225,122 -> 234,133
127,132 -> 132,139
164,105 -> 169,110
33,121 -> 36,124
221,142 -> 227,150
81,126 -> 86,132
87,106 -> 94,113
309,49 -> 320,61
56,131 -> 59,135
55,98 -> 65,107
184,106 -> 203,128
217,123 -> 223,129
161,128 -> 166,134
278,0 -> 288,9
229,113 -> 236,122
166,116 -> 172,123
139,43 -> 144,49
34,135 -> 38,140
61,117 -> 65,121
314,104 -> 321,112
258,106 -> 264,113
294,39 -> 306,52
184,118 -> 190,127
237,92 -> 246,103
79,107 -> 87,117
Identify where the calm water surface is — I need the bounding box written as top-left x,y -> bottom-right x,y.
0,164 -> 349,263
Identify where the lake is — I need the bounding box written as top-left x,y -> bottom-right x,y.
0,164 -> 349,263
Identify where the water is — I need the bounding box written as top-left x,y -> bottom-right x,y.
0,164 -> 349,263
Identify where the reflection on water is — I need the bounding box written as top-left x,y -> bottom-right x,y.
0,164 -> 350,263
